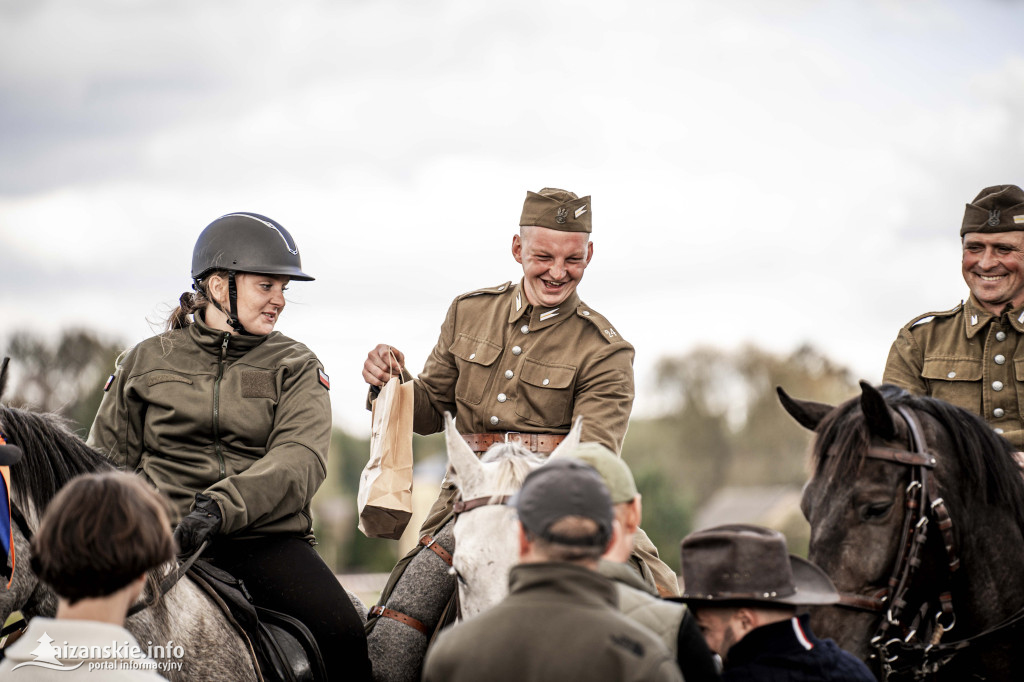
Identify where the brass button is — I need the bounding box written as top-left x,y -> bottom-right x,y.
505,370 -> 514,379
994,408 -> 1006,418
489,416 -> 499,425
993,381 -> 1004,391
497,393 -> 507,403
996,331 -> 1007,341
995,354 -> 1006,365
512,346 -> 522,356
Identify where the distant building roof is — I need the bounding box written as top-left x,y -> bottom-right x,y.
694,485 -> 803,531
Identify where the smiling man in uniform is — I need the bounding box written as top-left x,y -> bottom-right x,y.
884,184 -> 1024,450
362,188 -> 678,640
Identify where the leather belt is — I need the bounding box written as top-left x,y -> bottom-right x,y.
368,605 -> 429,636
461,432 -> 565,454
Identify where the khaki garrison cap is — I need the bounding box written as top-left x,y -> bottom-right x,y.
568,442 -> 639,505
961,184 -> 1024,236
520,187 -> 592,233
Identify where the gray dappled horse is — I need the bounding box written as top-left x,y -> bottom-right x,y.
0,403 -> 367,682
366,414 -> 581,682
779,382 -> 1024,681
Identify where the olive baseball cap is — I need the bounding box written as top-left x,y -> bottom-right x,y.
568,443 -> 639,505
512,458 -> 613,547
519,187 -> 592,233
960,184 -> 1024,236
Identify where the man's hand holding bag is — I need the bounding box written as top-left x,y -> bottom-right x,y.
357,371 -> 415,539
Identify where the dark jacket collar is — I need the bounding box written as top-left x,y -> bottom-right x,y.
508,562 -> 619,609
188,311 -> 269,358
725,613 -> 818,669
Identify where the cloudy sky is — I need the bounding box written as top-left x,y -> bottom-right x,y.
2,0 -> 1023,433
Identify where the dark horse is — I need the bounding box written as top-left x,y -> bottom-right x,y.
779,382 -> 1024,681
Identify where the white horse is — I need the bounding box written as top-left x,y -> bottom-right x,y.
444,412 -> 581,619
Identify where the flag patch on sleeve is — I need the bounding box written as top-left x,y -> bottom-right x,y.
318,368 -> 330,390
104,374 -> 115,392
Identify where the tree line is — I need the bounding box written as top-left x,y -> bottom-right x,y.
2,329 -> 858,573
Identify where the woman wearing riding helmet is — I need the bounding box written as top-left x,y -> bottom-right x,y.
87,212 -> 371,680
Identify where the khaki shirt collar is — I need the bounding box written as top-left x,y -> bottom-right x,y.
964,294 -> 1024,338
507,279 -> 581,331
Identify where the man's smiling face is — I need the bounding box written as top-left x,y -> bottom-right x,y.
512,225 -> 593,308
962,231 -> 1024,315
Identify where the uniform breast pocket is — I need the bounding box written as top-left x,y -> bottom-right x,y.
921,357 -> 983,413
450,334 -> 502,406
515,359 -> 577,428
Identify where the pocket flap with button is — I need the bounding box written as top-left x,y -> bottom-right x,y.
450,334 -> 502,366
921,357 -> 982,382
1014,359 -> 1024,382
520,359 -> 576,389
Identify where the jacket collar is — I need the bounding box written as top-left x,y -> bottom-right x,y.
508,562 -> 619,609
597,559 -> 659,597
189,311 -> 268,358
507,279 -> 582,332
964,295 -> 1024,339
725,613 -> 819,669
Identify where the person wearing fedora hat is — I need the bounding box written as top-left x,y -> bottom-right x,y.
572,443 -> 720,681
885,184 -> 1024,451
423,459 -> 683,682
675,525 -> 873,681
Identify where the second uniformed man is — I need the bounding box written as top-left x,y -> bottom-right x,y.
884,184 -> 1024,448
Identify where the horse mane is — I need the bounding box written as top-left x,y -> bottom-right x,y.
479,443 -> 546,501
0,405 -> 113,511
813,385 -> 1024,528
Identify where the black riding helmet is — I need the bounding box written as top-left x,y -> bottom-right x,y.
191,212 -> 314,334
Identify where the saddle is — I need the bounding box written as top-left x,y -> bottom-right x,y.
187,559 -> 327,682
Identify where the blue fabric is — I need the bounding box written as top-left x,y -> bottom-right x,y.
723,614 -> 875,682
0,466 -> 11,559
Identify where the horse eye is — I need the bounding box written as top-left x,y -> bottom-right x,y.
860,502 -> 893,520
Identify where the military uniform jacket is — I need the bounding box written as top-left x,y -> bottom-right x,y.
411,279 -> 635,453
884,295 -> 1024,449
87,315 -> 331,538
422,562 -> 683,682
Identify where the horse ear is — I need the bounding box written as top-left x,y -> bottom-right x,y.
548,416 -> 583,460
859,381 -> 896,441
444,411 -> 484,493
777,386 -> 833,431
0,357 -> 9,400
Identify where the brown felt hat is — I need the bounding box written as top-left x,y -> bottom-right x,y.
674,524 -> 839,606
960,184 -> 1024,236
520,187 -> 592,233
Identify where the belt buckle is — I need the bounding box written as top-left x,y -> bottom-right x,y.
504,431 -> 521,445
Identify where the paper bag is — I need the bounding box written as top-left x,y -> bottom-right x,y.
357,375 -> 415,539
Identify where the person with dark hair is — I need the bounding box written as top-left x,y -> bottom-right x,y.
86,213 -> 370,680
423,458 -> 683,682
0,472 -> 173,679
675,525 -> 874,681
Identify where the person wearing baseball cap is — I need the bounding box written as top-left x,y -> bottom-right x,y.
885,184 -> 1024,451
573,443 -> 720,681
423,458 -> 683,682
675,524 -> 873,681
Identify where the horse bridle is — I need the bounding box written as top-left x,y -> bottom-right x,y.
829,404 -> 1024,679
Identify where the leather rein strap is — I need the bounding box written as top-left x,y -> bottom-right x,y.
461,432 -> 565,454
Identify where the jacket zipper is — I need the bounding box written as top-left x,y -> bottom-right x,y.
213,333 -> 229,479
